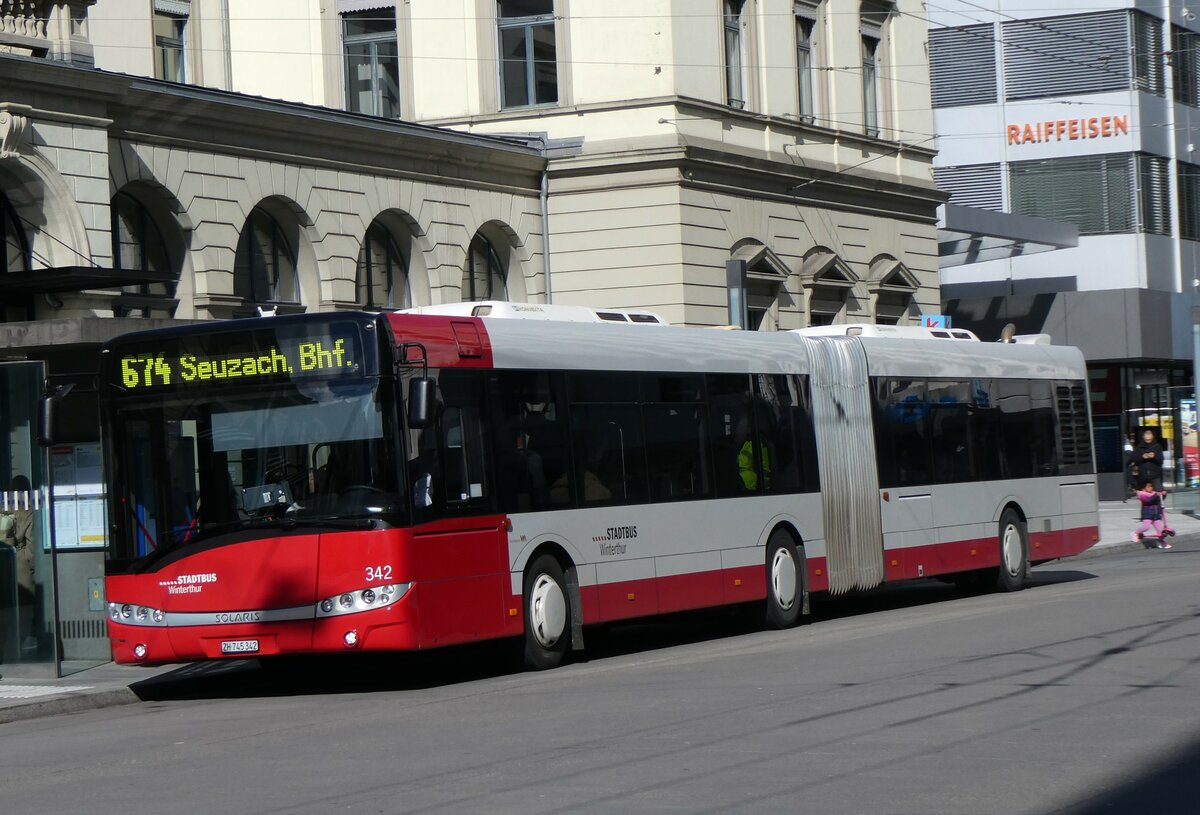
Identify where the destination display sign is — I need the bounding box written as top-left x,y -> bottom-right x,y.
106,319 -> 372,391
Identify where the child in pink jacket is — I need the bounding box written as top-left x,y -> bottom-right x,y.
1132,482 -> 1172,549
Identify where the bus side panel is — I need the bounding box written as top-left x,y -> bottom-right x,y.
656,552 -> 724,614
410,517 -> 509,647
1041,481 -> 1099,560
722,547 -> 766,603
595,559 -> 658,622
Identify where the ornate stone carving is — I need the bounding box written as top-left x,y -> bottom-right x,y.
0,104 -> 31,159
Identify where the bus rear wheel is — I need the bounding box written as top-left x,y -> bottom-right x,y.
523,554 -> 570,670
764,530 -> 803,629
994,509 -> 1028,592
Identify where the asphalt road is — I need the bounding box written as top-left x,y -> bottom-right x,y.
2,543 -> 1198,815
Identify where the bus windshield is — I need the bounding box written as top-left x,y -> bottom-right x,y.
107,379 -> 403,563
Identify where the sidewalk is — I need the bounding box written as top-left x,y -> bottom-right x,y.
2,500 -> 1196,725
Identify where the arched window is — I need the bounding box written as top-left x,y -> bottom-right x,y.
357,221 -> 410,309
111,191 -> 177,317
463,232 -> 507,301
234,208 -> 298,304
111,191 -> 174,309
2,189 -> 32,322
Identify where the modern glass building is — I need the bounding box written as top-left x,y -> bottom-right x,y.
929,1 -> 1200,501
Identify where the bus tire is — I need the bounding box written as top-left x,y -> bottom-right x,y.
523,554 -> 570,670
995,509 -> 1028,592
764,529 -> 803,629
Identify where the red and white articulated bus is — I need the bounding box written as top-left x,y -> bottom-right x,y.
97,308 -> 1099,669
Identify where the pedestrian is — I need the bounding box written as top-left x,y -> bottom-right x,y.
1123,432 -> 1136,501
1131,480 -> 1171,549
1133,428 -> 1164,491
0,474 -> 37,650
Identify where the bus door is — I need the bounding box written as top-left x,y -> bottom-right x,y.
408,370 -> 508,648
803,337 -> 885,594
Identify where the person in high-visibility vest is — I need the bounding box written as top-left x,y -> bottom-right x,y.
735,417 -> 771,490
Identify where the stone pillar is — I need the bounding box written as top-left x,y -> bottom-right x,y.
45,0 -> 95,66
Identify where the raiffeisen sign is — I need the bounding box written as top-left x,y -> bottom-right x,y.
1006,114 -> 1129,145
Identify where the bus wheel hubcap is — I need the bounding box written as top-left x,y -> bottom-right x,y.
771,548 -> 797,611
1002,524 -> 1022,575
530,574 -> 566,649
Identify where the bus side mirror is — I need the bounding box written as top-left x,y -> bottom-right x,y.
37,383 -> 75,447
407,378 -> 434,429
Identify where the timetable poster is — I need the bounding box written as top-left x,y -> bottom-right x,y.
49,443 -> 107,550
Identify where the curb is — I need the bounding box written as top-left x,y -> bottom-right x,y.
1061,531 -> 1200,562
0,686 -> 139,726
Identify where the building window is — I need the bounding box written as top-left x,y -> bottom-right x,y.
463,233 -> 506,301
111,191 -> 175,315
234,208 -> 299,305
357,221 -> 410,309
1137,154 -> 1171,236
1010,153 -> 1170,236
498,0 -> 558,109
1131,11 -> 1164,95
1179,162 -> 1200,241
1002,11 -> 1150,101
932,163 -> 1003,211
928,24 -> 998,108
724,0 -> 746,109
861,35 -> 879,136
795,4 -> 816,121
860,1 -> 891,136
802,249 -> 856,327
1,190 -> 29,277
343,10 -> 400,118
2,190 -> 32,322
153,8 -> 187,83
1173,27 -> 1199,107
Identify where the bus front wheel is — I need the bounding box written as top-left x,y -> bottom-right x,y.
994,509 -> 1028,592
764,530 -> 803,629
523,555 -> 570,670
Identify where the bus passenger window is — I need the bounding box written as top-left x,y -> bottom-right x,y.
753,374 -> 812,494
492,371 -> 571,512
570,404 -> 646,505
928,380 -> 972,484
875,378 -> 931,488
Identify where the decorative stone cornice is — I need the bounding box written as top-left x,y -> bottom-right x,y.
0,102 -> 32,159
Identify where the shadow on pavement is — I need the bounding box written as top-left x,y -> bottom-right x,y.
128,567 -> 1098,704
1043,729 -> 1200,815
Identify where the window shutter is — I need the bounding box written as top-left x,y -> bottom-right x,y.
1132,11 -> 1165,95
1138,154 -> 1171,235
1173,28 -> 1200,106
1010,154 -> 1136,235
1003,11 -> 1130,100
929,25 -> 997,107
933,164 -> 1003,211
1180,161 -> 1200,241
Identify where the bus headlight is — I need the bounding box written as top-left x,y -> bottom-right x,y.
316,583 -> 411,617
108,602 -> 168,627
